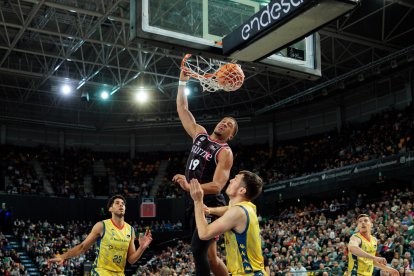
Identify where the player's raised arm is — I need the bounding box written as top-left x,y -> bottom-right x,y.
190,178 -> 243,240
348,236 -> 386,264
373,261 -> 400,276
127,229 -> 153,264
177,71 -> 206,138
206,205 -> 230,217
48,221 -> 103,266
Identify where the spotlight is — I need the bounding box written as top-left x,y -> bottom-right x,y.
135,90 -> 148,103
357,74 -> 364,82
391,60 -> 398,69
61,84 -> 72,95
184,87 -> 190,96
338,82 -> 345,89
101,91 -> 109,100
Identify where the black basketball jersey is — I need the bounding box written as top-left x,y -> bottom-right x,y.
185,133 -> 230,207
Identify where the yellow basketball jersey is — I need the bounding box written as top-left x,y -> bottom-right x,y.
348,232 -> 377,276
224,201 -> 265,275
91,219 -> 133,276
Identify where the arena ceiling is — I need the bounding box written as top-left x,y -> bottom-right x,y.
0,0 -> 413,131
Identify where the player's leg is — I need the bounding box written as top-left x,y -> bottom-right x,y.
208,240 -> 228,276
191,229 -> 212,276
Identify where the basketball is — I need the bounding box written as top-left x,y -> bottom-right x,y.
214,63 -> 245,92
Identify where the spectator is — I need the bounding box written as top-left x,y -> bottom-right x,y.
295,262 -> 307,276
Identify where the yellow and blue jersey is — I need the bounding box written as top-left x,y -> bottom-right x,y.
348,232 -> 377,276
224,201 -> 265,275
91,219 -> 133,276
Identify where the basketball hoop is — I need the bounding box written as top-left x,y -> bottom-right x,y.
181,54 -> 244,92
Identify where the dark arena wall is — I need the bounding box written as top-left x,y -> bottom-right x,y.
0,194 -> 185,224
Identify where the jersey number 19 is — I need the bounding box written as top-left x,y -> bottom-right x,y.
189,159 -> 200,170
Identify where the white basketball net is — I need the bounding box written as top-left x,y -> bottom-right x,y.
181,55 -> 244,92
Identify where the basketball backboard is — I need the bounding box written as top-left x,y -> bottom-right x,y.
130,0 -> 321,79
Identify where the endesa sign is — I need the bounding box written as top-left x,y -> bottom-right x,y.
223,0 -> 313,55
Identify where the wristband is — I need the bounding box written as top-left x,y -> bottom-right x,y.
179,80 -> 187,86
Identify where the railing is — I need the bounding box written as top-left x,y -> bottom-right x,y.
270,269 -> 345,276
264,151 -> 414,193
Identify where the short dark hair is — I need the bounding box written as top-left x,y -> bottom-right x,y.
223,116 -> 238,138
107,195 -> 126,210
357,214 -> 370,220
239,170 -> 263,201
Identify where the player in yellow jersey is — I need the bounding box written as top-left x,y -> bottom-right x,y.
48,195 -> 152,275
187,170 -> 266,276
347,214 -> 398,276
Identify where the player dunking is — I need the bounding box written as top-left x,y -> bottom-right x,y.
48,195 -> 152,276
173,71 -> 237,276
